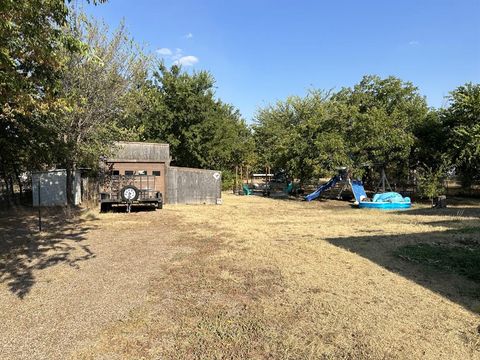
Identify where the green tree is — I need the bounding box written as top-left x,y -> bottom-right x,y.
57,12 -> 149,202
411,110 -> 448,171
0,0 -> 105,202
443,83 -> 480,187
333,75 -> 428,184
141,64 -> 253,171
253,91 -> 350,183
1,0 -> 68,201
254,75 -> 429,186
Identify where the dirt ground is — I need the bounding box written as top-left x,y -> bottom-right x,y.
1,194 -> 479,359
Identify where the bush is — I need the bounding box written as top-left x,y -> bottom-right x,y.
417,166 -> 446,205
221,170 -> 236,191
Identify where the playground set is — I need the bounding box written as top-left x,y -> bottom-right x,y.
234,166 -> 301,197
304,167 -> 412,210
234,163 -> 412,210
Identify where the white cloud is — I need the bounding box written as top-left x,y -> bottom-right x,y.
185,32 -> 193,39
156,47 -> 172,56
171,48 -> 183,60
157,47 -> 198,66
174,55 -> 199,66
408,40 -> 420,46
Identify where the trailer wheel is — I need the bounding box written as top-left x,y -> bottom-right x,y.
120,185 -> 139,202
157,201 -> 163,209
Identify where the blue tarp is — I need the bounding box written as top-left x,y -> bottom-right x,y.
304,176 -> 340,202
359,191 -> 411,209
373,192 -> 407,203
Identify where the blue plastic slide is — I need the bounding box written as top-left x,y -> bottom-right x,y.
351,180 -> 367,203
304,176 -> 340,202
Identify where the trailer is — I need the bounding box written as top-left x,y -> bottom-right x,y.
99,174 -> 163,212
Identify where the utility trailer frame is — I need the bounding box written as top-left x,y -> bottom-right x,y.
99,174 -> 163,212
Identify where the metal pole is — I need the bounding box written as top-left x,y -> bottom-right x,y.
37,178 -> 42,232
382,168 -> 385,192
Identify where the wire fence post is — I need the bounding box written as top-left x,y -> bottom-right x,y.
38,177 -> 42,232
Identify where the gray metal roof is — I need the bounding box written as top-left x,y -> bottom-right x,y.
108,142 -> 170,163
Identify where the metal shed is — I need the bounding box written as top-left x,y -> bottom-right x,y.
32,169 -> 81,206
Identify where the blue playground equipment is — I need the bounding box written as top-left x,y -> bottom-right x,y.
351,179 -> 367,202
305,176 -> 412,209
304,176 -> 340,201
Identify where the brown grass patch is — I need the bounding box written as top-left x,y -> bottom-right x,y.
2,195 -> 480,359
74,194 -> 479,359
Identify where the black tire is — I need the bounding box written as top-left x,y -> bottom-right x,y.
100,203 -> 112,212
120,185 -> 139,202
157,201 -> 163,209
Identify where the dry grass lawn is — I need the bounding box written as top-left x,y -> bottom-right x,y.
1,194 -> 480,359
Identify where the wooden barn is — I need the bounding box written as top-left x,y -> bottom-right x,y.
106,142 -> 170,197
105,142 -> 221,205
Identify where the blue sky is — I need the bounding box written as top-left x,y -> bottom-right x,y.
86,0 -> 480,122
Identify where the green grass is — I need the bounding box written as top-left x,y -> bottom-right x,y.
395,242 -> 480,282
448,226 -> 480,234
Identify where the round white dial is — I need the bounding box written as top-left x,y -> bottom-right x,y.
123,188 -> 136,200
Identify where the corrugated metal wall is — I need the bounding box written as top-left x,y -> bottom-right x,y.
32,170 -> 82,206
167,167 -> 221,204
32,170 -> 67,206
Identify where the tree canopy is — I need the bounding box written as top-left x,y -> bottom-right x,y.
253,76 -> 430,184
443,83 -> 480,186
141,64 -> 253,171
1,1 -> 479,203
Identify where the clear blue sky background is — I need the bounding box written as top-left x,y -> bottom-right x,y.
86,0 -> 480,122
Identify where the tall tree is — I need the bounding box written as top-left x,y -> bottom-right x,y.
254,76 -> 429,185
253,91 -> 350,183
411,109 -> 449,171
57,12 -> 149,202
443,83 -> 480,186
334,75 -> 428,184
0,0 -> 105,202
141,64 -> 253,170
0,0 -> 71,201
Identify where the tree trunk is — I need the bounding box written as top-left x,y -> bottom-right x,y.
0,160 -> 13,206
1,174 -> 12,206
7,173 -> 15,204
13,164 -> 23,203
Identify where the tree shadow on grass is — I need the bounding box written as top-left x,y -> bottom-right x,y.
396,197 -> 480,218
399,207 -> 480,218
0,207 -> 98,299
325,218 -> 480,312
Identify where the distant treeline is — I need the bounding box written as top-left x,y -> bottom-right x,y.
1,1 -> 479,204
